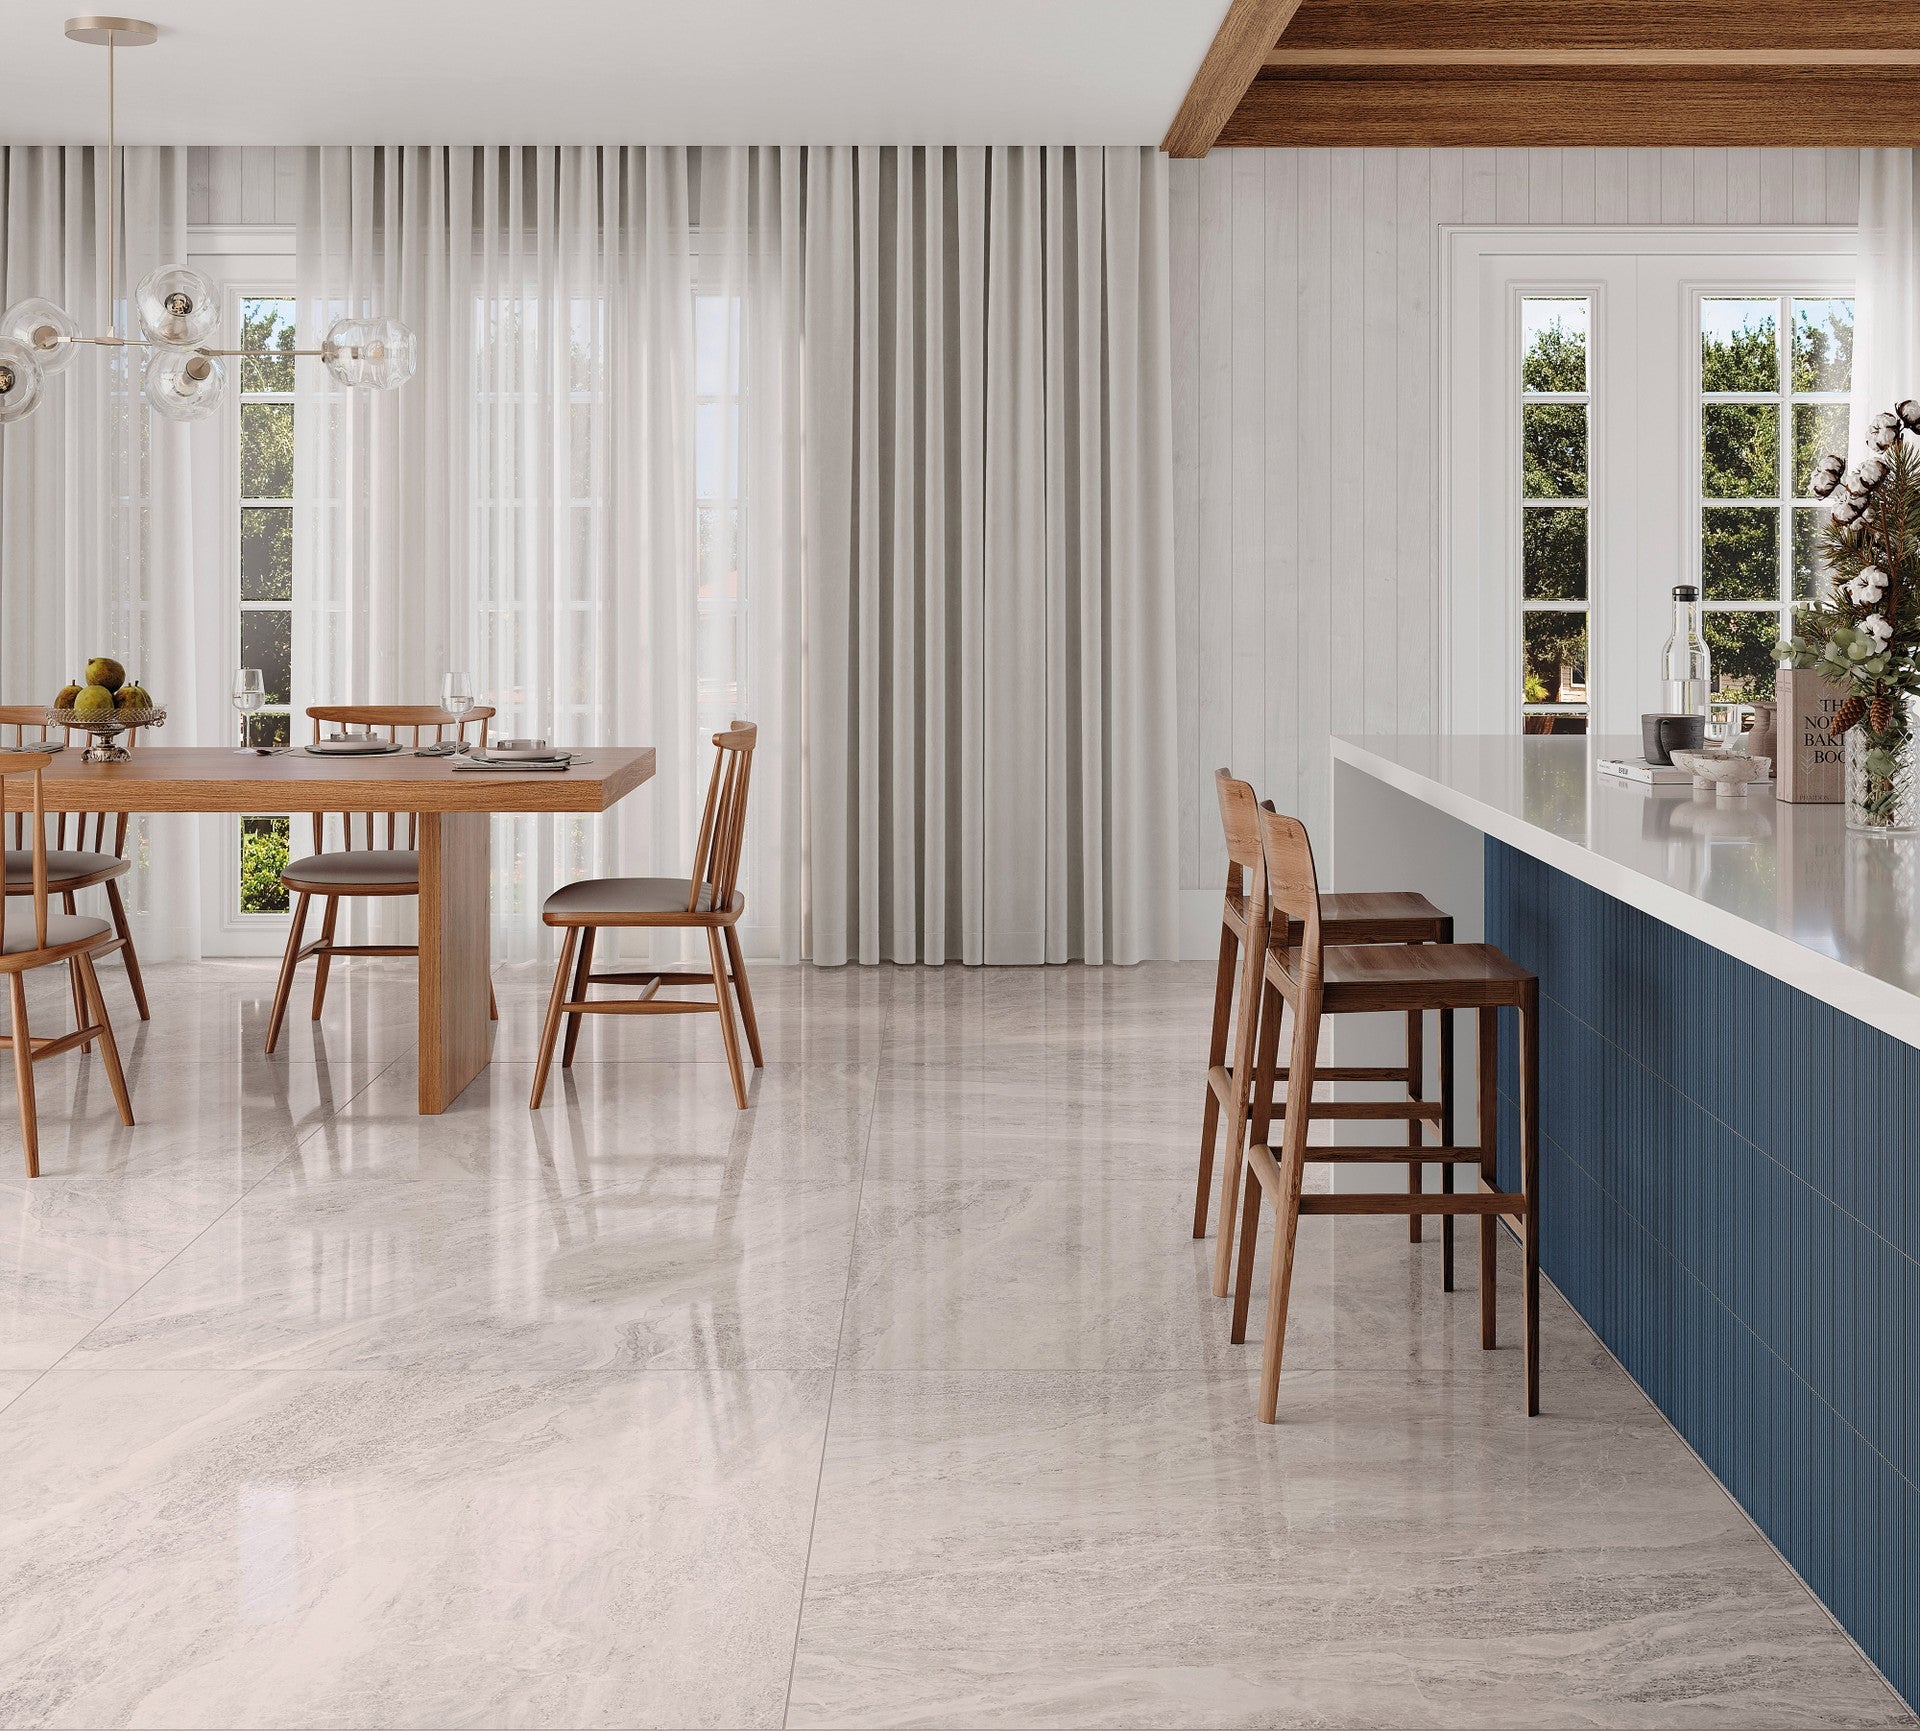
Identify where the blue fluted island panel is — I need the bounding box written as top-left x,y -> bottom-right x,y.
1330,734 -> 1916,1708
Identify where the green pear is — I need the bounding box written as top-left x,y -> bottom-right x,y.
83,657 -> 125,692
72,684 -> 114,716
53,683 -> 82,711
115,683 -> 152,712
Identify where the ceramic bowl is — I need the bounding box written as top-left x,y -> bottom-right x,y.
1671,749 -> 1772,798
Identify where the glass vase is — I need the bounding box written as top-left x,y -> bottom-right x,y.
1844,691 -> 1920,836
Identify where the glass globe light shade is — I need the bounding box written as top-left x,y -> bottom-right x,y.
0,337 -> 45,424
0,298 -> 80,376
142,347 -> 226,423
136,264 -> 220,347
322,316 -> 417,389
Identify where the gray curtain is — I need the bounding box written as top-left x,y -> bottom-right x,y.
795,146 -> 1179,965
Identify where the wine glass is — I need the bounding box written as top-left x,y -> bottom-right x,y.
232,668 -> 265,754
440,669 -> 475,755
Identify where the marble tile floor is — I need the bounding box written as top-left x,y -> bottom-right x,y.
0,957 -> 1909,1730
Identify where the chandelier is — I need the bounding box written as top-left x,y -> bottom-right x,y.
0,16 -> 415,426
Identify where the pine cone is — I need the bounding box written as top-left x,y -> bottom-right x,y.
1833,696 -> 1867,735
1872,695 -> 1897,734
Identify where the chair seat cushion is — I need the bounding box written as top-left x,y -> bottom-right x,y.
0,911 -> 111,956
4,848 -> 130,889
544,876 -> 719,919
283,849 -> 419,889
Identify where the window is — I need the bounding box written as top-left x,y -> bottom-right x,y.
1520,296 -> 1591,735
1696,293 -> 1854,702
237,295 -> 296,913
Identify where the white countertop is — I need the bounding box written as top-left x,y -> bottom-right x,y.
1333,734 -> 1920,1048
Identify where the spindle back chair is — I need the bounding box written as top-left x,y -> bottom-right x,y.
301,705 -> 496,856
264,704 -> 498,1054
0,752 -> 134,1176
531,723 -> 762,1108
0,705 -> 152,1022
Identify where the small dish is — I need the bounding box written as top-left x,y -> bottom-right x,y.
1671,749 -> 1772,798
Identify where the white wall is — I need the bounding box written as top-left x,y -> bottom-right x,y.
1169,147 -> 1861,954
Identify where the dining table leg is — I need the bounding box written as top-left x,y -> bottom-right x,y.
417,811 -> 494,1113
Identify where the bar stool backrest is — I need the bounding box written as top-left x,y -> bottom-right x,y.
0,754 -> 53,955
689,721 -> 757,913
304,704 -> 496,853
1257,805 -> 1324,983
0,705 -> 142,858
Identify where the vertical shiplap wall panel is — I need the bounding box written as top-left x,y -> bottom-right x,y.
1172,149 -> 1861,932
1263,152 -> 1302,819
186,145 -> 298,225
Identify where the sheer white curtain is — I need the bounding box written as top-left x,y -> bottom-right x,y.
0,145 -> 209,958
1851,150 -> 1920,452
295,144 -> 1177,967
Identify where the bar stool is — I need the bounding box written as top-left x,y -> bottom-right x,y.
1230,805 -> 1539,1421
1193,769 -> 1451,1300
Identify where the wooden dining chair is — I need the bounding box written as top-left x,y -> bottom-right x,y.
0,706 -> 152,1027
1194,770 -> 1452,1299
531,722 -> 762,1110
264,704 -> 497,1054
0,752 -> 134,1176
1229,805 -> 1539,1422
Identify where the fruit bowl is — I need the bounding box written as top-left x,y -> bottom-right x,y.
1671,748 -> 1772,798
45,706 -> 166,763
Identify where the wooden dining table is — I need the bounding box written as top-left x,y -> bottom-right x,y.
1,745 -> 657,1113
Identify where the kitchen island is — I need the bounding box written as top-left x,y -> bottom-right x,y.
1331,733 -> 1916,1708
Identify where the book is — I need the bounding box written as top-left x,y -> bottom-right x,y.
1776,667 -> 1845,803
1596,755 -> 1771,786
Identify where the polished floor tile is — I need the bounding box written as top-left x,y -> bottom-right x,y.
0,1367 -> 829,1729
789,1362 -> 1906,1730
0,956 -> 1904,1729
70,1169 -> 861,1372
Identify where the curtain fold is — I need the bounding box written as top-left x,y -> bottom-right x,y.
0,145 -> 206,959
294,143 -> 1177,966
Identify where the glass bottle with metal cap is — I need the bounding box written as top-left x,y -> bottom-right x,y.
1661,583 -> 1712,716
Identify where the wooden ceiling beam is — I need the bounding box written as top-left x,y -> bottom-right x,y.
1218,67 -> 1920,149
1162,0 -> 1307,159
1278,0 -> 1920,53
1266,48 -> 1920,69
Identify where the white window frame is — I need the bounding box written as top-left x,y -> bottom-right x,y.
1443,226 -> 1855,738
1693,291 -> 1855,679
185,226 -> 297,955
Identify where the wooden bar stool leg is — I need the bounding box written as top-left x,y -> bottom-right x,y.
1193,916 -> 1239,1238
530,926 -> 580,1109
561,927 -> 597,1068
1520,982 -> 1541,1417
105,879 -> 149,1020
77,952 -> 133,1127
265,893 -> 311,1055
1477,1004 -> 1499,1350
1217,971 -> 1283,1299
7,974 -> 37,1179
1228,1155 -> 1263,1345
1405,1009 -> 1423,1243
1440,1006 -> 1456,1293
1256,996 -> 1320,1425
310,895 -> 341,1020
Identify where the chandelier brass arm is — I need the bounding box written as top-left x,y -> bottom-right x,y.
0,17 -> 417,427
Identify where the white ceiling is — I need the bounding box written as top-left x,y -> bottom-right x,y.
2,1 -> 1226,145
